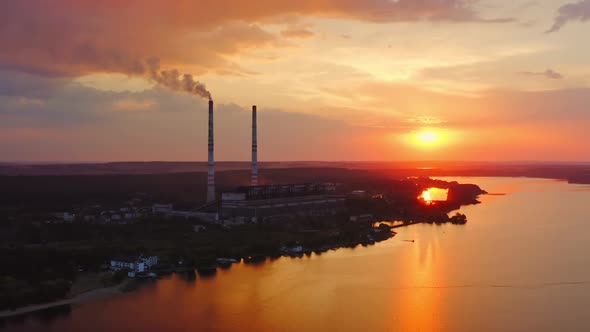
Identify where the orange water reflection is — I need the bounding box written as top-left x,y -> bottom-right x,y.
419,188 -> 449,204
8,178 -> 590,332
390,235 -> 442,332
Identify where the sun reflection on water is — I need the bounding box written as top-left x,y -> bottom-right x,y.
419,188 -> 449,205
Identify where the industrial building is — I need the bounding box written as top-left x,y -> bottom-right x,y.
220,183 -> 346,219
202,102 -> 346,221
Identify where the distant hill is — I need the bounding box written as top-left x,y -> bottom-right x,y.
1,161 -> 589,185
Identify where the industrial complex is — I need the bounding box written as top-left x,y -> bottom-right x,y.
220,183 -> 346,219
46,101 -> 353,226
200,101 -> 346,223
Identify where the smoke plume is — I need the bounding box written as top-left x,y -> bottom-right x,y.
146,57 -> 212,100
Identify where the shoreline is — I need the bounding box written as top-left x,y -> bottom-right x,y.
0,231 -> 398,320
0,285 -> 122,319
0,219 -> 449,320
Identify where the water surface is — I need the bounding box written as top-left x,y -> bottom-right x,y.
4,177 -> 590,332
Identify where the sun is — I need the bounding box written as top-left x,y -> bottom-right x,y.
400,128 -> 453,149
416,130 -> 441,146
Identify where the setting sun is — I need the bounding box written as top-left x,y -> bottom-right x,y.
416,130 -> 442,146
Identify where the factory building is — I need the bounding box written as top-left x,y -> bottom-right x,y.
220,183 -> 346,219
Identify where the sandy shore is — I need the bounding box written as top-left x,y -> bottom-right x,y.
0,285 -> 122,319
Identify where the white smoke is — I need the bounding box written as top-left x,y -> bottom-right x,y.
146,57 -> 211,100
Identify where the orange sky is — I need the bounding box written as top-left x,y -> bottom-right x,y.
1,0 -> 589,162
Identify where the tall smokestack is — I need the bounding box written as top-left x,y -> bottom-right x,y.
206,100 -> 215,203
251,105 -> 258,186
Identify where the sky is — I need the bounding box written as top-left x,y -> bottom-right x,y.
1,0 -> 590,162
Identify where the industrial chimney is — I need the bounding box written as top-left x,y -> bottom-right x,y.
206,100 -> 215,203
251,105 -> 258,186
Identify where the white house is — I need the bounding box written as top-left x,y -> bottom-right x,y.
110,255 -> 159,276
281,245 -> 304,255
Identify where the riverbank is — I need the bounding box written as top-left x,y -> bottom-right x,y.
3,177 -> 588,332
0,284 -> 122,319
0,177 -> 485,316
0,219 -> 457,320
0,227 -> 397,319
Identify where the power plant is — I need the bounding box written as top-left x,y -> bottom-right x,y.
201,101 -> 345,222
205,102 -> 259,202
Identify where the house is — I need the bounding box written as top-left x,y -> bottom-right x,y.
280,245 -> 304,255
220,183 -> 346,219
110,255 -> 159,277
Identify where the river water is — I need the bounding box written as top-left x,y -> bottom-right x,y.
4,177 -> 590,332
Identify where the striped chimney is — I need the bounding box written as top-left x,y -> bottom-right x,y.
251,105 -> 258,186
206,100 -> 215,203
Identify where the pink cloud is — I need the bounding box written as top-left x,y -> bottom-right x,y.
0,0 -> 494,77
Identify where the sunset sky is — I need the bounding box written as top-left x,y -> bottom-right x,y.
1,0 -> 590,162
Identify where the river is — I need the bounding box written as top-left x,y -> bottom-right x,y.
3,177 -> 590,332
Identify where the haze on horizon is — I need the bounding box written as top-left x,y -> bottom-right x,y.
1,0 -> 590,162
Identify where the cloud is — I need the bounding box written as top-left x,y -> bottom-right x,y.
415,56 -> 568,92
0,69 -> 367,161
280,27 -> 315,39
407,116 -> 447,125
0,0 -> 503,78
317,78 -> 590,130
520,69 -> 564,80
0,70 -> 69,98
215,63 -> 261,76
546,0 -> 590,33
0,128 -> 67,142
111,99 -> 157,111
1,68 -> 590,162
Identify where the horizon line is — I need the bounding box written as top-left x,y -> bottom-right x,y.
2,160 -> 590,165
